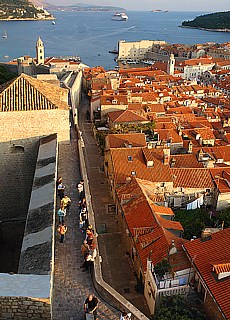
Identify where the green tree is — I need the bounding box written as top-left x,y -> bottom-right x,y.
182,11 -> 230,30
0,65 -> 16,85
153,296 -> 207,320
174,208 -> 213,240
216,209 -> 230,228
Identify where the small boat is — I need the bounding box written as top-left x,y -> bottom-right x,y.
4,55 -> 9,58
111,12 -> 128,21
122,61 -> 126,65
52,21 -> 55,25
109,48 -> 118,54
3,30 -> 7,39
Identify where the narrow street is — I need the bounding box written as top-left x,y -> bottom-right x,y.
78,94 -> 150,317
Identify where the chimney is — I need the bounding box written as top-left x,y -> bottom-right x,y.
198,149 -> 204,161
188,141 -> 193,153
170,158 -> 176,167
163,153 -> 170,165
169,240 -> 177,255
147,142 -> 153,149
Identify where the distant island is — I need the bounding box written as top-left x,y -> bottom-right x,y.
181,11 -> 230,32
32,1 -> 126,12
0,0 -> 54,20
151,9 -> 169,13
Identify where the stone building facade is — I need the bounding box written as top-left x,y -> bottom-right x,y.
0,73 -> 70,143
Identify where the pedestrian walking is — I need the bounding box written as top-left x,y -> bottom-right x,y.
57,207 -> 66,224
86,229 -> 94,246
78,197 -> 87,213
57,223 -> 67,243
77,180 -> 84,199
57,180 -> 65,199
81,240 -> 90,256
56,177 -> 63,189
61,195 -> 71,211
79,208 -> 88,231
120,311 -> 132,320
81,252 -> 94,272
84,294 -> 98,320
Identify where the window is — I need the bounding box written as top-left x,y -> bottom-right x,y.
128,155 -> 133,161
131,171 -> 136,176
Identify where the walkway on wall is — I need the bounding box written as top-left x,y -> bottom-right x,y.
52,130 -> 120,320
78,93 -> 150,317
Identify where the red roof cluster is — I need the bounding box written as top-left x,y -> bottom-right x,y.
184,229 -> 230,320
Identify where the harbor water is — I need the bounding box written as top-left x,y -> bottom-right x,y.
0,10 -> 230,70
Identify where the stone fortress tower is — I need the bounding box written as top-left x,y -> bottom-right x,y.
167,53 -> 175,75
36,36 -> 45,65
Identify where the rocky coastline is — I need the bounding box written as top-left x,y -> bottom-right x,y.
179,25 -> 230,33
0,17 -> 54,21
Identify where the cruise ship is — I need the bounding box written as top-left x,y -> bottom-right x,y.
111,12 -> 128,21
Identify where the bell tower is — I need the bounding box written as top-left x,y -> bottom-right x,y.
36,36 -> 44,65
167,53 -> 175,75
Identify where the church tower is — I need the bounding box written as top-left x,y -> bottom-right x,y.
167,53 -> 175,75
36,36 -> 45,65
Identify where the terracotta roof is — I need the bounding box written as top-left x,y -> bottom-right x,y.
156,215 -> 184,231
117,179 -> 186,270
150,204 -> 175,216
171,154 -> 204,168
106,133 -> 147,149
171,168 -> 214,188
156,129 -> 183,144
145,104 -> 166,113
100,95 -> 128,105
0,73 -> 69,111
193,127 -> 215,140
184,229 -> 230,320
210,168 -> 230,193
141,92 -> 159,102
111,147 -> 173,184
108,110 -> 148,123
127,103 -> 143,111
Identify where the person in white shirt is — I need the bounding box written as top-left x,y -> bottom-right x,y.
77,180 -> 84,199
120,311 -> 131,320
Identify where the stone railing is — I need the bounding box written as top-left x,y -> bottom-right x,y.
78,137 -> 149,320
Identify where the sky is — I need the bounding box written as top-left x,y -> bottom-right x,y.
45,0 -> 230,12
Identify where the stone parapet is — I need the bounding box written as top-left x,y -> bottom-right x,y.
0,109 -> 70,143
77,138 -> 149,320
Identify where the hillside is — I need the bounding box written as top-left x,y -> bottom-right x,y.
32,1 -> 126,12
0,0 -> 54,20
181,11 -> 230,31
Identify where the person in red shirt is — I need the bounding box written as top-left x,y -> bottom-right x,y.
57,223 -> 67,243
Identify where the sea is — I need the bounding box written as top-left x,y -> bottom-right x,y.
0,10 -> 230,70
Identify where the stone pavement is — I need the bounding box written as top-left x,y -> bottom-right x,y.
78,94 -> 150,317
52,133 -> 120,320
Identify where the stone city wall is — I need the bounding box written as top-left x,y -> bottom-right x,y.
77,139 -> 149,320
0,109 -> 70,143
62,70 -> 82,127
0,137 -> 39,221
0,134 -> 58,320
0,296 -> 51,320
